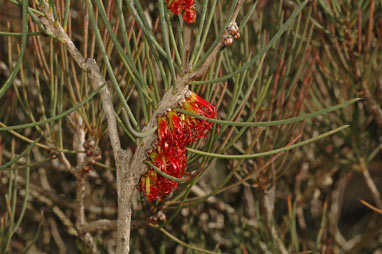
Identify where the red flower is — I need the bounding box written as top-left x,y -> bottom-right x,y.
166,0 -> 182,14
182,0 -> 195,9
139,150 -> 185,202
139,91 -> 217,202
165,0 -> 197,24
183,5 -> 196,24
181,91 -> 217,139
167,110 -> 193,146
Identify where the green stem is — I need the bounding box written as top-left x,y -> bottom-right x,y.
85,0 -> 140,130
0,0 -> 28,100
0,139 -> 40,171
158,228 -> 221,254
126,0 -> 167,57
121,109 -> 157,138
190,0 -> 218,66
158,0 -> 176,90
0,83 -> 106,132
187,125 -> 349,159
0,31 -> 41,36
11,154 -> 30,234
189,0 -> 308,84
145,161 -> 185,183
176,98 -> 360,127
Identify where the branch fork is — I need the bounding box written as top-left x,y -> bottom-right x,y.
36,0 -> 245,253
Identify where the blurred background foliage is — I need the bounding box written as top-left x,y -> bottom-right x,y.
0,0 -> 382,253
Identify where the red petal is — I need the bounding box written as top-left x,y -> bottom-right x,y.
183,6 -> 196,24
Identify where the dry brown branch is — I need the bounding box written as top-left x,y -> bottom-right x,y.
82,219 -> 117,233
37,4 -> 128,252
75,176 -> 98,253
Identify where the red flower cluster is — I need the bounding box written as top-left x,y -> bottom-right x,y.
139,91 -> 217,202
165,0 -> 196,24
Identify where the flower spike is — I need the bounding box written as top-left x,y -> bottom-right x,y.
139,91 -> 217,202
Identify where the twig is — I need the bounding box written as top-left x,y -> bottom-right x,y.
82,219 -> 117,233
189,0 -> 245,80
48,217 -> 67,254
270,223 -> 288,254
328,172 -> 352,250
37,4 -> 128,253
359,158 -> 382,210
37,1 -> 247,253
362,81 -> 382,128
75,176 -> 98,253
81,219 -> 146,233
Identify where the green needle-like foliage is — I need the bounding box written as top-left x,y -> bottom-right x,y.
1,0 -> 377,253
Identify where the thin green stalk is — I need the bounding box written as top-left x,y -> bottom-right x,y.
115,113 -> 137,144
165,10 -> 181,67
187,125 -> 349,159
116,0 -> 132,53
0,31 -> 40,36
145,161 -> 185,183
85,0 -> 140,130
8,0 -> 44,16
126,0 -> 167,58
6,169 -> 18,251
0,83 -> 106,132
160,171 -> 202,226
144,42 -> 159,107
225,67 -> 242,120
7,158 -> 50,171
189,0 -> 309,84
177,15 -> 184,58
190,0 -> 217,65
177,97 -> 359,128
288,198 -> 299,251
158,228 -> 221,254
11,67 -> 43,135
135,56 -> 150,123
238,1 -> 258,31
121,109 -> 157,138
0,0 -> 28,100
316,202 -> 328,250
23,222 -> 42,253
57,71 -> 64,150
232,54 -> 266,118
93,0 -> 150,104
35,70 -> 51,132
63,0 -> 70,30
192,0 -> 237,70
48,0 -> 58,22
146,42 -> 160,103
208,76 -> 272,150
189,0 -> 209,63
0,139 -> 40,170
11,154 -> 30,234
49,41 -> 58,128
184,128 -> 264,206
158,0 -> 176,90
